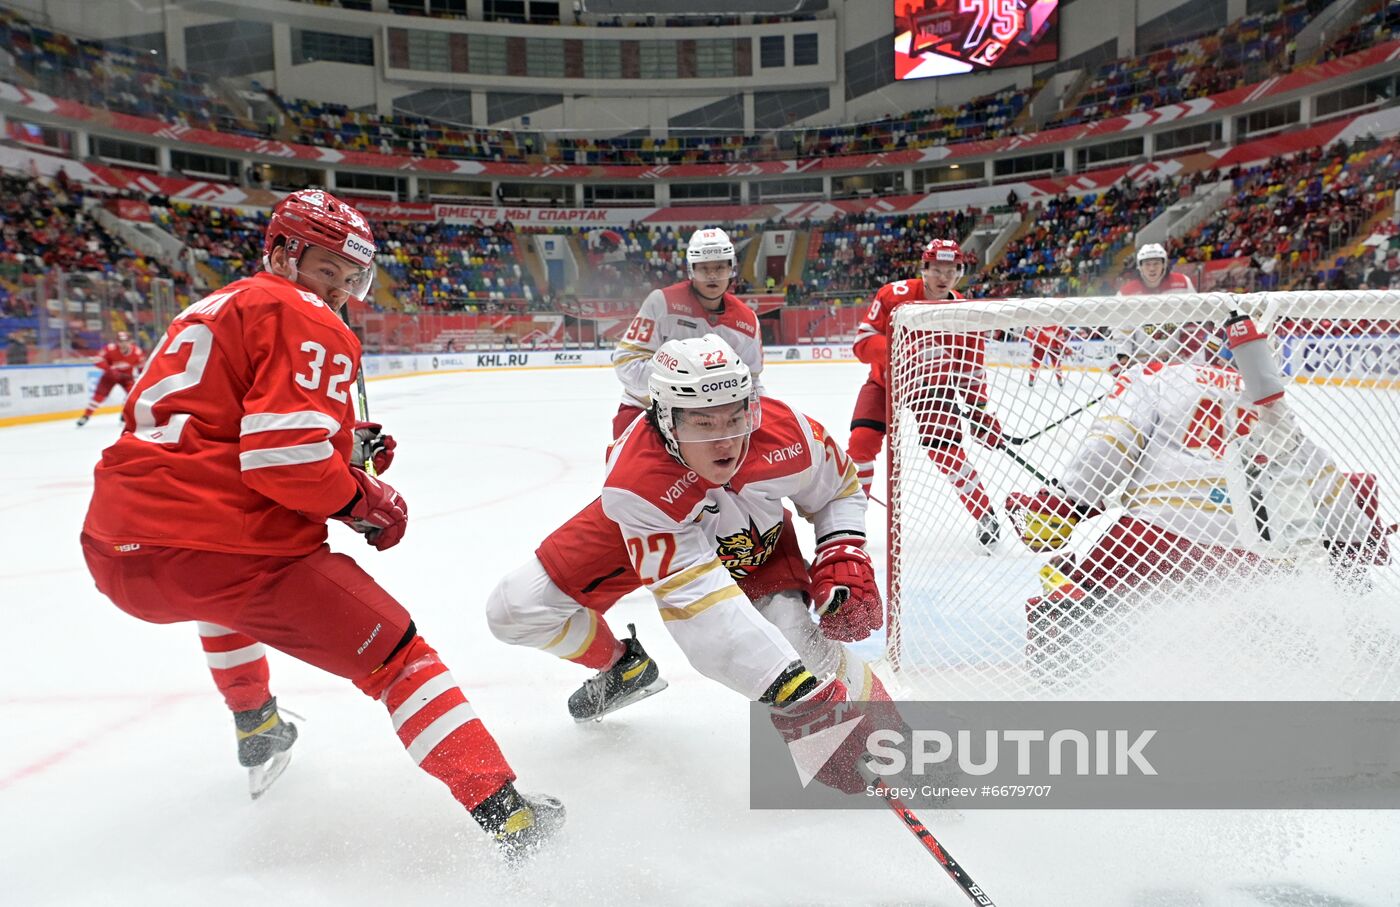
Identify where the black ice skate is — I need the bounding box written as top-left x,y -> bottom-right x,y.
471,781 -> 566,864
234,696 -> 298,800
976,512 -> 1001,552
75,415 -> 89,427
567,623 -> 668,722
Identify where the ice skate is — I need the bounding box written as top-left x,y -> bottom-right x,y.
471,781 -> 566,864
234,696 -> 298,800
567,623 -> 668,722
975,512 -> 1001,552
75,414 -> 89,427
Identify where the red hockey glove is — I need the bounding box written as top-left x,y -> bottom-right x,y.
336,468 -> 408,550
351,421 -> 396,475
1005,489 -> 1096,553
769,676 -> 867,794
810,539 -> 882,642
769,672 -> 909,796
967,403 -> 1004,449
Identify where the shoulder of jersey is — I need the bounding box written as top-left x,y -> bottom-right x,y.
233,273 -> 355,334
878,279 -> 917,301
731,397 -> 813,487
719,293 -> 759,336
605,419 -> 711,522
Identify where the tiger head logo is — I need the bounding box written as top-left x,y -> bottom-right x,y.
716,517 -> 783,578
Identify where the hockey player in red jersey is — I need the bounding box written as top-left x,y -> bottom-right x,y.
1006,313 -> 1389,675
487,335 -> 892,792
1112,243 -> 1204,373
1027,324 -> 1070,387
610,227 -> 764,438
847,237 -> 1005,550
1118,243 -> 1195,297
76,331 -> 145,426
80,189 -> 562,858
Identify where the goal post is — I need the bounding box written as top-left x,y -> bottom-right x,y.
883,289 -> 1400,701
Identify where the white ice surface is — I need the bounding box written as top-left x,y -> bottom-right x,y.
4,361 -> 1397,906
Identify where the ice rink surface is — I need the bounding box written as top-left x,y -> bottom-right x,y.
5,360 -> 1398,907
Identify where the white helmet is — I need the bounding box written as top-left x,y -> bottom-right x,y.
648,334 -> 760,460
1136,243 -> 1168,267
685,227 -> 737,280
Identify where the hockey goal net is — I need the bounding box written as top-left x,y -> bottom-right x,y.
884,289 -> 1400,701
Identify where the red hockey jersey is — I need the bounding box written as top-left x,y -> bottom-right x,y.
851,279 -> 987,403
84,272 -> 361,556
1118,272 -> 1196,296
94,342 -> 145,374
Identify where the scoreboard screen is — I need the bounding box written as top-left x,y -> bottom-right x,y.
894,0 -> 1060,80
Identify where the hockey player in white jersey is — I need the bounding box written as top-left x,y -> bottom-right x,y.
1006,312 -> 1390,663
609,227 -> 765,438
488,334 -> 892,793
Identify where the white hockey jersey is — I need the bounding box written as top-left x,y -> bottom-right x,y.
1063,362 -> 1370,552
600,397 -> 865,700
612,281 -> 765,408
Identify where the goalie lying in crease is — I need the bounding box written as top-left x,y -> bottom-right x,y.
1004,313 -> 1394,668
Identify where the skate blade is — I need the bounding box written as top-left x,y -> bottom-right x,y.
248,749 -> 293,800
576,678 -> 669,724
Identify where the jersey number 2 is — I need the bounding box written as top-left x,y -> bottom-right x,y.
626,533 -> 677,585
131,323 -> 214,444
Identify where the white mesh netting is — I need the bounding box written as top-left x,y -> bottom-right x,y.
883,290 -> 1400,701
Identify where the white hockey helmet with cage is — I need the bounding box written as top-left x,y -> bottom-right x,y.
1136,243 -> 1169,267
648,334 -> 760,460
685,227 -> 737,280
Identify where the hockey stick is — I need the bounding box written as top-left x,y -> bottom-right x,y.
994,442 -> 1061,490
1002,390 -> 1109,446
874,787 -> 997,905
341,303 -> 378,476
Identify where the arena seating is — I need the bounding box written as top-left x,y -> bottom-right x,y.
3,2 -> 1395,173
1169,137 -> 1400,290
1324,0 -> 1400,60
0,9 -> 251,135
1048,0 -> 1319,129
375,220 -> 539,311
801,210 -> 980,298
981,176 -> 1196,298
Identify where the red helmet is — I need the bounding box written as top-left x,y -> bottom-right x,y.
920,238 -> 966,280
263,189 -> 377,300
920,238 -> 964,266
